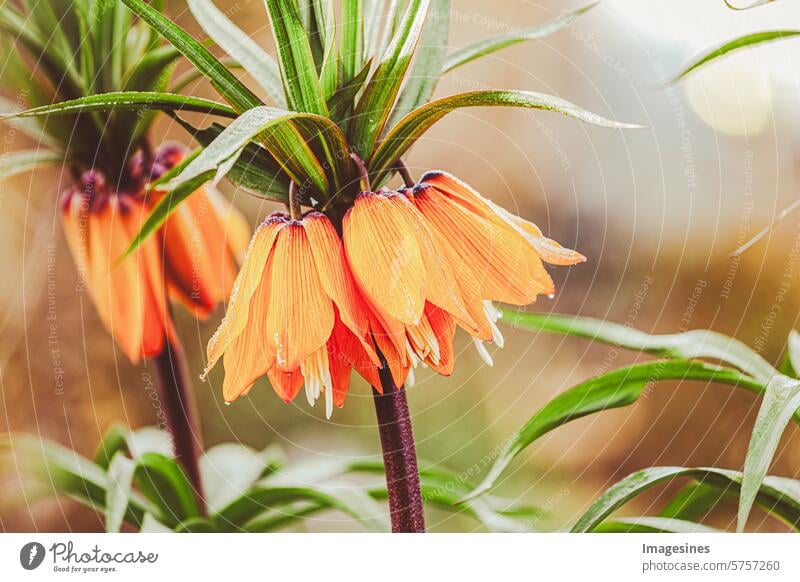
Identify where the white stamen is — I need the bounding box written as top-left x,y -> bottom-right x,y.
472,338 -> 494,367
482,301 -> 505,348
301,348 -> 334,416
406,367 -> 416,388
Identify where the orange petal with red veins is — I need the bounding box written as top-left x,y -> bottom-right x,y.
424,305 -> 456,376
265,223 -> 335,372
304,212 -> 377,363
205,215 -> 285,374
344,193 -> 426,326
414,187 -> 539,305
391,194 -> 476,329
221,284 -> 275,402
266,366 -> 304,403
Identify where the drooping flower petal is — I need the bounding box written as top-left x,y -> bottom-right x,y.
205,214 -> 286,374
343,192 -> 427,326
264,222 -> 335,372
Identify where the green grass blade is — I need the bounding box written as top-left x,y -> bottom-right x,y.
0,149 -> 63,178
133,453 -> 201,527
594,517 -> 722,533
187,0 -> 286,107
461,360 -> 763,502
120,0 -> 262,112
371,90 -> 645,185
341,0 -> 364,84
502,310 -> 779,385
571,467 -> 800,532
443,3 -> 598,73
1,92 -> 238,120
738,375 -> 800,531
671,31 -> 800,82
264,0 -> 328,115
350,0 -> 430,159
388,0 -> 450,127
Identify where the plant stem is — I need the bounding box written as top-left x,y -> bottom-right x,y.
151,337 -> 205,505
372,357 -> 426,533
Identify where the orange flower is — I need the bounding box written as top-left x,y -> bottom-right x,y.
343,172 -> 585,369
60,145 -> 250,363
203,211 -> 379,416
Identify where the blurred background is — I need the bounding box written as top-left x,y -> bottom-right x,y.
2,0 -> 800,532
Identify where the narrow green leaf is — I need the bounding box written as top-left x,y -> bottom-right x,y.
351,0 -> 430,158
571,467 -> 800,532
172,116 -> 291,200
215,484 -> 386,532
105,454 -> 136,533
724,0 -> 778,10
660,482 -> 727,522
0,149 -> 63,178
163,106 -> 346,195
93,425 -> 130,470
120,0 -> 262,112
124,172 -> 213,259
739,374 -> 800,531
200,443 -> 285,512
264,0 -> 328,115
462,360 -> 763,502
594,517 -> 722,533
371,90 -> 646,185
786,330 -> 800,376
133,453 -> 201,527
187,0 -> 286,107
122,45 -> 182,92
502,310 -> 779,385
389,0 -> 451,127
1,92 -> 238,120
443,3 -> 598,73
672,31 -> 800,82
341,0 -> 364,83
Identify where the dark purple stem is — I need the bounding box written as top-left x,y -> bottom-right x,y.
373,360 -> 426,533
151,338 -> 205,507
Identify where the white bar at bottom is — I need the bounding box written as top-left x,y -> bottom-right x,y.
0,533 -> 797,581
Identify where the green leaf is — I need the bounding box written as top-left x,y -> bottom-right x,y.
501,310 -> 779,385
164,105 -> 349,196
172,116 -> 291,200
94,425 -> 130,470
659,482 -> 727,522
0,149 -> 63,178
571,467 -> 800,532
739,374 -> 800,531
443,3 -> 598,73
122,45 -> 182,92
264,0 -> 328,115
214,484 -> 386,532
1,434 -> 153,527
133,453 -> 201,527
341,0 -> 364,84
389,0 -> 451,128
350,461 -> 537,532
594,517 -> 722,533
371,90 -> 645,185
1,92 -> 238,121
724,0 -> 778,10
200,443 -> 285,512
105,454 -> 136,533
351,0 -> 430,158
671,31 -> 800,82
186,0 -> 285,107
461,360 -> 763,502
121,0 -> 262,112
124,172 -> 213,259
312,0 -> 338,99
786,330 -> 800,376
